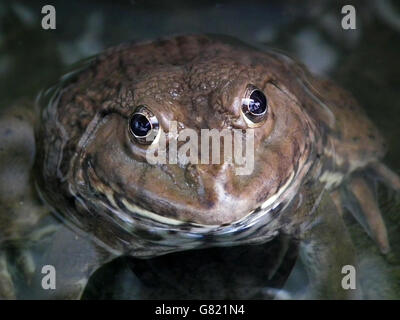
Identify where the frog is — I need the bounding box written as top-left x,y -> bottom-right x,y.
0,34 -> 399,299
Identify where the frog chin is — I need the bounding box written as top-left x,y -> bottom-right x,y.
69,158 -> 291,253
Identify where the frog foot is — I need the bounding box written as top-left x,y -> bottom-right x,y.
18,224 -> 60,282
0,224 -> 59,299
0,252 -> 16,299
0,247 -> 40,299
348,175 -> 390,254
263,287 -> 293,300
344,162 -> 400,254
372,162 -> 400,192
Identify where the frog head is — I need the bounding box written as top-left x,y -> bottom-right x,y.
36,35 -> 319,254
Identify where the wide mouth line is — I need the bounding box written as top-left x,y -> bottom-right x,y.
82,151 -> 298,234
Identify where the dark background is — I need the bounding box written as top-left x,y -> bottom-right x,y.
1,0 -> 400,299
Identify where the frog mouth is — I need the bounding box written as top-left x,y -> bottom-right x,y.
83,160 -> 215,227
80,157 -> 296,232
65,146 -> 315,256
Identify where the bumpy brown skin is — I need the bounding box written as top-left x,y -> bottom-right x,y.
38,36 -> 313,222
31,35 -> 396,299
36,36 -> 323,255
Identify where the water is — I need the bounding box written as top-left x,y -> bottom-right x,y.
0,0 -> 399,299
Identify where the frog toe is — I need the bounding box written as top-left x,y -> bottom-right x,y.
371,162 -> 400,192
262,287 -> 293,300
15,249 -> 36,284
330,189 -> 344,217
348,175 -> 390,254
28,225 -> 115,299
0,252 -> 16,299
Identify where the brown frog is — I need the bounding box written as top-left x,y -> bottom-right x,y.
0,34 -> 399,299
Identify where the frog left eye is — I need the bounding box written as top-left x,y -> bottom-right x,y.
241,85 -> 268,124
128,105 -> 159,145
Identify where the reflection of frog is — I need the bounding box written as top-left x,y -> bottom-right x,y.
0,35 -> 399,299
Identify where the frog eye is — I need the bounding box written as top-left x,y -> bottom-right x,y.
241,84 -> 268,124
128,105 -> 159,144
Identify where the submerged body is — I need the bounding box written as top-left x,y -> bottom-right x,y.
0,35 -> 399,299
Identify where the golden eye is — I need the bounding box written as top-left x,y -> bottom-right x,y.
241,84 -> 269,125
128,105 -> 159,145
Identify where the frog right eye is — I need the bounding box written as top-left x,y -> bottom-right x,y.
128,105 -> 159,145
241,84 -> 269,126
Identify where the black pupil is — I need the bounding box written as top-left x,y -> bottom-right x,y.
130,114 -> 152,137
249,90 -> 267,115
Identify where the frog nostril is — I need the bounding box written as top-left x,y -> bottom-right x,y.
183,164 -> 228,206
184,164 -> 199,184
185,163 -> 230,187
